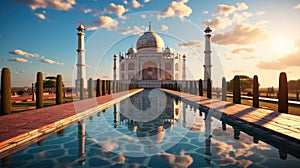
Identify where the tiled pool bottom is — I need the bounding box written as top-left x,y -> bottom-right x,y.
1,90 -> 300,167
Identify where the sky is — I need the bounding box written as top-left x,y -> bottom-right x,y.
0,0 -> 300,87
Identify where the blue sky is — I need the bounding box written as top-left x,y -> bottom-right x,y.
0,0 -> 300,87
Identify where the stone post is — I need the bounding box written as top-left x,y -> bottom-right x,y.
222,77 -> 226,101
36,72 -> 44,108
102,80 -> 106,96
56,74 -> 63,104
80,78 -> 84,100
199,79 -> 203,96
278,72 -> 288,113
96,79 -> 102,97
88,78 -> 93,98
233,75 -> 241,104
253,75 -> 259,108
1,68 -> 11,115
207,79 -> 212,99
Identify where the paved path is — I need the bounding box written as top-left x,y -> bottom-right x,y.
226,94 -> 300,106
0,89 -> 143,157
9,94 -> 73,104
162,89 -> 300,143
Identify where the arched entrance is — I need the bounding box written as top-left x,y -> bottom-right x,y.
142,61 -> 158,80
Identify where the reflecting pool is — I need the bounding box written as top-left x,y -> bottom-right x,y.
1,89 -> 300,167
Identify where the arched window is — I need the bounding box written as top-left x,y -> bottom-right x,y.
175,73 -> 179,80
121,73 -> 125,80
165,62 -> 171,70
120,63 -> 125,71
128,63 -> 135,70
165,73 -> 172,80
128,73 -> 134,79
175,63 -> 179,71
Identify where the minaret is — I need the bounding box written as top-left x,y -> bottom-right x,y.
76,24 -> 86,89
113,54 -> 117,80
204,26 -> 212,88
182,54 -> 186,80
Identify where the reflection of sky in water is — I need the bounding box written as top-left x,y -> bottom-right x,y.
1,91 -> 300,168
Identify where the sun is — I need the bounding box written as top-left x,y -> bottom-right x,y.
273,37 -> 297,54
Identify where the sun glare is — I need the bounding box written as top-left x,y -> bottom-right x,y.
273,37 -> 297,54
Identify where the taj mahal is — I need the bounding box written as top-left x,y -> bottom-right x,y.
75,23 -> 212,88
115,23 -> 186,81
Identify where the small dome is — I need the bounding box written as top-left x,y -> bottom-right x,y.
136,30 -> 164,50
163,47 -> 174,55
127,47 -> 136,55
204,26 -> 212,33
77,24 -> 85,31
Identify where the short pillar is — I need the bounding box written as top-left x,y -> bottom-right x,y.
1,68 -> 12,115
278,72 -> 288,113
253,75 -> 259,108
96,79 -> 102,97
199,79 -> 203,96
222,77 -> 226,101
207,79 -> 212,99
80,78 -> 84,100
108,80 -> 112,94
102,80 -> 106,96
32,83 -> 35,101
233,75 -> 241,104
56,74 -> 63,104
88,78 -> 93,98
36,72 -> 44,108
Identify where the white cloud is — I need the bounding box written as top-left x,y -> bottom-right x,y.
157,0 -> 192,19
231,48 -> 256,54
294,3 -> 300,9
232,12 -> 252,24
14,70 -> 25,75
160,24 -> 168,31
236,2 -> 248,11
103,3 -> 127,17
8,57 -> 29,63
131,0 -> 141,8
83,8 -> 92,13
202,16 -> 233,30
87,16 -> 119,31
144,0 -> 150,3
140,14 -> 146,18
255,11 -> 265,16
216,4 -> 236,16
13,0 -> 76,11
116,26 -> 146,35
257,39 -> 300,70
211,24 -> 270,46
177,40 -> 201,48
123,0 -> 128,5
255,20 -> 269,26
40,58 -> 64,65
203,11 -> 208,14
34,13 -> 46,20
9,49 -> 39,58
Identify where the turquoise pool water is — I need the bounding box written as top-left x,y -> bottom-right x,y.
1,89 -> 300,167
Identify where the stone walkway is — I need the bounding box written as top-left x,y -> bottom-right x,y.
0,89 -> 143,157
161,89 -> 300,143
9,93 -> 73,104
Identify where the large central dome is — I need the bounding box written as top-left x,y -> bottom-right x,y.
136,26 -> 164,50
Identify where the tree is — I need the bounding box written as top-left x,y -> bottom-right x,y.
227,75 -> 259,92
42,76 -> 64,89
288,79 -> 300,90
